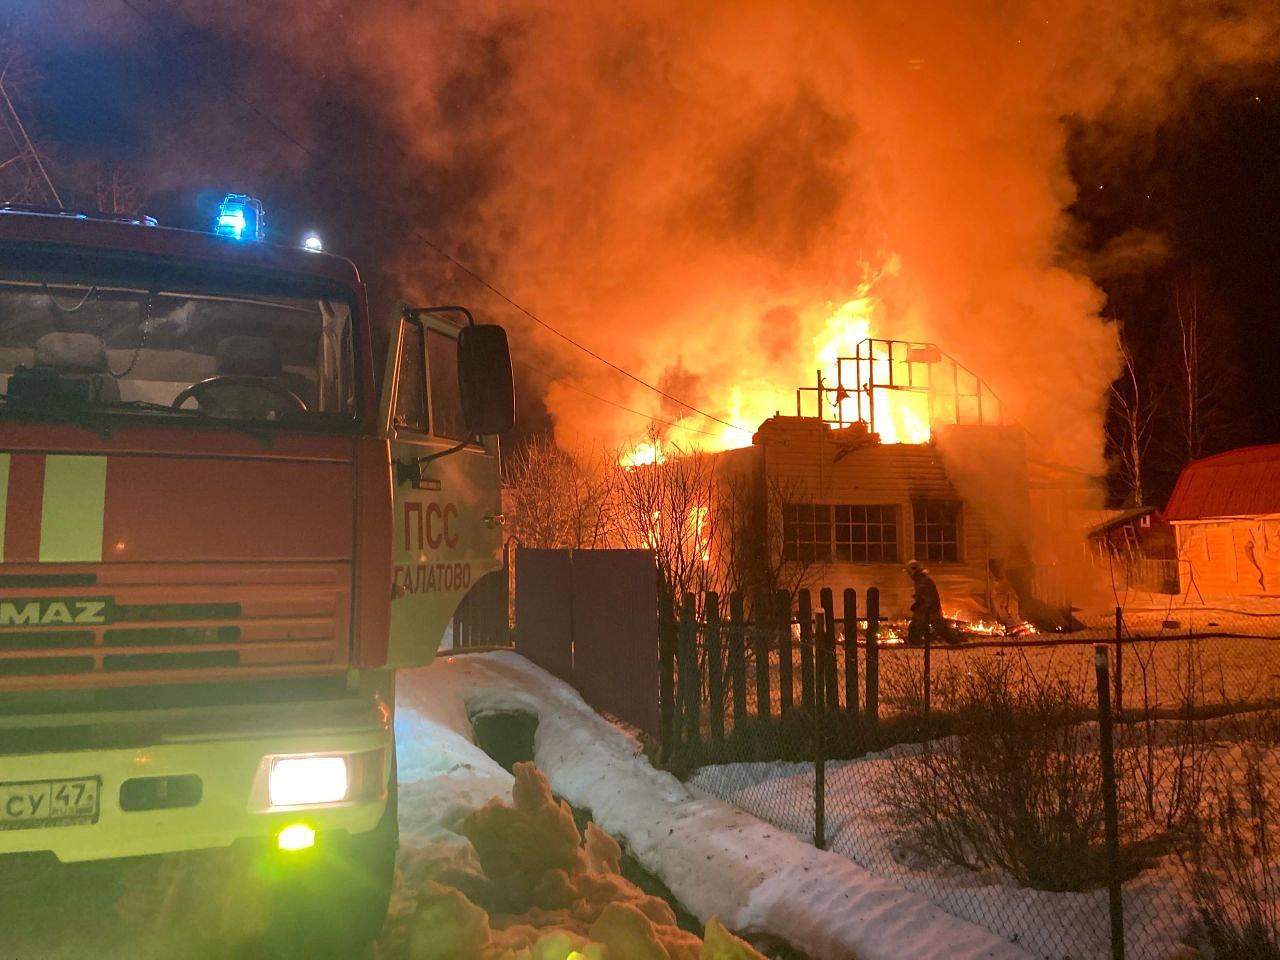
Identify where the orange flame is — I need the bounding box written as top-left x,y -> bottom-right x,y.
618,267 -> 935,464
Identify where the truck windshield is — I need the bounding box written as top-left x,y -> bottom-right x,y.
0,280 -> 356,425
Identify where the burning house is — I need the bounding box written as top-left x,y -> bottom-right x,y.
711,338 -> 1047,622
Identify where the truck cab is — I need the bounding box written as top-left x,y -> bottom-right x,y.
0,204 -> 513,949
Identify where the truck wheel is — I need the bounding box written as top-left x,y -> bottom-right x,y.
258,754 -> 399,958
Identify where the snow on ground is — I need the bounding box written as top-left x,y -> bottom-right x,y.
689,750 -> 1198,960
396,650 -> 1035,960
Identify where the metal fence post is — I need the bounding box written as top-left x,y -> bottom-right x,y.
865,587 -> 879,724
1094,643 -> 1125,960
1114,605 -> 1124,717
814,610 -> 826,850
923,622 -> 932,718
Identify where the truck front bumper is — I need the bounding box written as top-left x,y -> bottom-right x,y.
0,695 -> 392,863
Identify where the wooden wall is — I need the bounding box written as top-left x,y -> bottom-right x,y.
755,417 -> 994,618
1175,515 -> 1280,597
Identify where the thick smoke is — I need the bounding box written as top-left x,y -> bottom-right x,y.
140,2 -> 1280,468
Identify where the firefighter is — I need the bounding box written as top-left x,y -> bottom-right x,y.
905,560 -> 958,645
988,558 -> 1022,628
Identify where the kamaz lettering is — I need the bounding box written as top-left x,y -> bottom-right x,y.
0,599 -> 110,627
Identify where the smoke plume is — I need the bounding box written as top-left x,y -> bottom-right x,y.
131,1 -> 1280,469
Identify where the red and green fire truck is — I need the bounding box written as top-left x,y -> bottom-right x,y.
0,199 -> 514,949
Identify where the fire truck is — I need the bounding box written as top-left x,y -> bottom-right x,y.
0,197 -> 514,949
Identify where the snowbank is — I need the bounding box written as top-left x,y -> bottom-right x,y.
396,651 -> 1033,960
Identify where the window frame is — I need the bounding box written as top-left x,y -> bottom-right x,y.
833,504 -> 901,563
389,315 -> 430,440
781,503 -> 833,563
423,326 -> 471,443
912,499 -> 963,564
782,502 -> 903,565
0,266 -> 364,433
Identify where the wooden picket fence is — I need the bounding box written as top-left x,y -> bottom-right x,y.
659,586 -> 885,761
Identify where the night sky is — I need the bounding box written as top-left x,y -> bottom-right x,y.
9,2 -> 1280,504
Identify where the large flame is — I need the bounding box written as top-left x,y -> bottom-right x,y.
619,269 -> 934,464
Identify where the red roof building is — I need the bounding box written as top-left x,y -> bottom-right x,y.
1166,445 -> 1280,522
1165,445 -> 1280,597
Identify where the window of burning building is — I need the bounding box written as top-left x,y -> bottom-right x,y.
783,503 -> 901,564
782,504 -> 832,563
835,505 -> 900,562
913,501 -> 962,563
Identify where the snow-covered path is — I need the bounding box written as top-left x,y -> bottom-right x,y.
395,650 -> 1034,960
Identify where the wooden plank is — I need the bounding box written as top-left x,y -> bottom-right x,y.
659,591 -> 677,757
798,589 -> 814,715
778,589 -> 794,714
820,587 -> 839,712
679,592 -> 699,748
754,593 -> 771,722
843,588 -> 858,715
706,592 -> 724,743
728,592 -> 747,728
866,587 -> 880,723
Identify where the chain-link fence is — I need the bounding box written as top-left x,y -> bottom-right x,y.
669,590 -> 1280,960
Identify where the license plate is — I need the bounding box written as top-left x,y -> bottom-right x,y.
0,777 -> 101,830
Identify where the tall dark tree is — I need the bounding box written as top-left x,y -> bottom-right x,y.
1166,272 -> 1249,467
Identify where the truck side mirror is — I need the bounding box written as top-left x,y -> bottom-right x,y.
457,323 -> 515,435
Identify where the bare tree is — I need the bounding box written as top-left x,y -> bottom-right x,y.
91,165 -> 146,216
502,434 -> 617,549
714,466 -> 823,603
613,433 -> 719,600
1176,281 -> 1206,463
1171,277 -> 1242,465
0,23 -> 60,207
1107,333 -> 1160,507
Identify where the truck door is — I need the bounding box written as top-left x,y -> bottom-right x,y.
379,310 -> 504,667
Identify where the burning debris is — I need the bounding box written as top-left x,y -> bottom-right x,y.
874,613 -> 1038,646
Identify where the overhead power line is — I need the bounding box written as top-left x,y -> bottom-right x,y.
404,225 -> 742,431
557,381 -> 725,439
114,0 -> 745,434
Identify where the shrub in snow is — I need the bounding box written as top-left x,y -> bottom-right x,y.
1181,729 -> 1280,959
405,762 -> 767,959
874,658 -> 1116,891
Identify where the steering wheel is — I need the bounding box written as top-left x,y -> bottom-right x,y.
171,375 -> 308,419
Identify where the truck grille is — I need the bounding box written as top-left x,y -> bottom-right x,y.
0,564 -> 351,690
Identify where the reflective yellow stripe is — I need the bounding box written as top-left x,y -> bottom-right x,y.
39,456 -> 107,563
0,453 -> 8,562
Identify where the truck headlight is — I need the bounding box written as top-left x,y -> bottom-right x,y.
268,756 -> 349,807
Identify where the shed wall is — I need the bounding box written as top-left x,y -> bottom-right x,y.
1175,515 -> 1280,597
